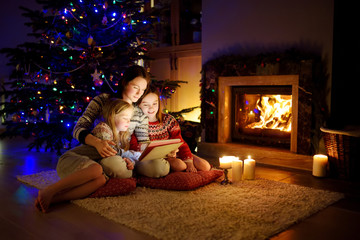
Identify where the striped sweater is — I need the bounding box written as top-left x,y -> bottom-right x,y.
73,93 -> 149,144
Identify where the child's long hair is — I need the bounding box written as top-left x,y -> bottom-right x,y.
102,98 -> 133,150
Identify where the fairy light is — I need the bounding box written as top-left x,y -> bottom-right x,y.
6,0 -> 154,143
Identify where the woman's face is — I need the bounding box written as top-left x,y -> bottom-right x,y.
139,93 -> 159,122
114,107 -> 133,132
122,77 -> 148,103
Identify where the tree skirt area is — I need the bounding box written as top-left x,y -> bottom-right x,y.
17,170 -> 344,240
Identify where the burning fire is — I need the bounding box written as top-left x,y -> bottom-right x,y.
246,95 -> 292,132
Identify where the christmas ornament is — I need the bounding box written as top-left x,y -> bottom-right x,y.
66,31 -> 73,38
91,69 -> 103,86
103,1 -> 108,9
32,109 -> 39,116
94,78 -> 103,86
12,114 -> 21,122
87,35 -> 95,46
102,16 -> 108,25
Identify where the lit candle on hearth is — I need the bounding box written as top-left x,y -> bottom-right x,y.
243,155 -> 256,180
312,154 -> 328,177
219,156 -> 235,169
232,159 -> 243,182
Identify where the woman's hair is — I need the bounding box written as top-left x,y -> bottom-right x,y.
141,85 -> 164,124
102,98 -> 134,150
116,65 -> 151,99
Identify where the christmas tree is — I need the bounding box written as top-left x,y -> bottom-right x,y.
0,0 -> 158,154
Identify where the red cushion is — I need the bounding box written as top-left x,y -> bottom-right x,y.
137,170 -> 223,190
88,178 -> 137,198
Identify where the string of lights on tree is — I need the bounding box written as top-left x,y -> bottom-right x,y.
0,0 -> 161,153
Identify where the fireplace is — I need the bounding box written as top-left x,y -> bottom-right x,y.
218,75 -> 299,152
232,85 -> 292,149
201,54 -> 319,155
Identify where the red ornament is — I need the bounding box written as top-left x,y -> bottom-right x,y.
93,79 -> 103,87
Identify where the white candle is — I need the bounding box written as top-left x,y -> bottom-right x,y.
232,159 -> 243,182
312,154 -> 328,177
228,168 -> 233,181
243,156 -> 256,180
219,156 -> 235,169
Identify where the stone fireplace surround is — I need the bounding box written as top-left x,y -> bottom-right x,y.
200,51 -> 322,155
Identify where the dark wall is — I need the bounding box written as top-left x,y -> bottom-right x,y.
330,2 -> 360,127
0,0 -> 40,79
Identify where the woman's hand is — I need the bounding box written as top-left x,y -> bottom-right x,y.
94,139 -> 117,158
85,134 -> 117,158
124,158 -> 134,170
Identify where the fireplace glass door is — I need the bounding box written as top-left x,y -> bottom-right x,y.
232,86 -> 292,148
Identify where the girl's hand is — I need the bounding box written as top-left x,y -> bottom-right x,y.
138,142 -> 148,152
167,149 -> 179,158
94,140 -> 117,158
124,158 -> 134,170
185,161 -> 197,173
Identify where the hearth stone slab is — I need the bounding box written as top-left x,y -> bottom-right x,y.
197,142 -> 313,171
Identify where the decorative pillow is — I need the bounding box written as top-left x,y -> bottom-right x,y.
88,178 -> 137,198
136,169 -> 223,190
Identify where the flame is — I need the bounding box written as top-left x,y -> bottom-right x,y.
246,95 -> 292,132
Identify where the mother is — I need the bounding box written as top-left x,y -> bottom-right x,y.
73,65 -> 151,157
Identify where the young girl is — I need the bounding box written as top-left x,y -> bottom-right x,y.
35,99 -> 138,213
131,88 -> 211,175
73,65 -> 150,158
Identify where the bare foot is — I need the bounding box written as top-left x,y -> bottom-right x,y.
34,189 -> 54,213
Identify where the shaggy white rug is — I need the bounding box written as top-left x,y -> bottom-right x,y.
18,170 -> 344,240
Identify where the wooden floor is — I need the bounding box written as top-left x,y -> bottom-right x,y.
1,137 -> 360,240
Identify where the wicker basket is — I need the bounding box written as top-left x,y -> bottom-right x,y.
320,127 -> 360,181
